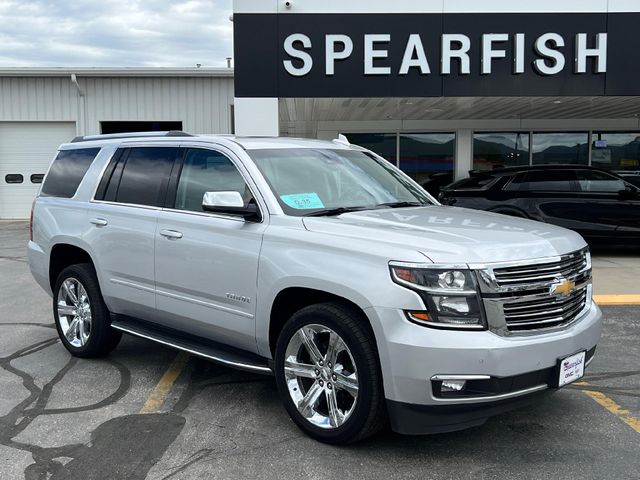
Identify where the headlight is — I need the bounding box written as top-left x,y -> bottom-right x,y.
390,265 -> 486,330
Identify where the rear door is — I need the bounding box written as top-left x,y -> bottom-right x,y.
153,146 -> 267,352
575,169 -> 640,239
86,145 -> 179,320
504,169 -> 595,233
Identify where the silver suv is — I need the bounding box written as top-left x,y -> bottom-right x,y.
28,132 -> 602,443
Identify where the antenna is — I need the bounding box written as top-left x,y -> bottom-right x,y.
333,134 -> 350,146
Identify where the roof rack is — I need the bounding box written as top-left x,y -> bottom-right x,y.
70,130 -> 193,143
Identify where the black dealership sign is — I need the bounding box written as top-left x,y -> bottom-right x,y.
234,13 -> 640,97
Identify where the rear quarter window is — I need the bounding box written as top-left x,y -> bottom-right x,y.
40,148 -> 101,198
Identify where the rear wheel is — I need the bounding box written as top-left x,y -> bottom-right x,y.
274,302 -> 386,444
53,264 -> 121,358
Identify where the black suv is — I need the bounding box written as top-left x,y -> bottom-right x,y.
439,165 -> 640,245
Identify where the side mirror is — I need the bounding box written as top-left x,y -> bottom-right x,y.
202,191 -> 261,221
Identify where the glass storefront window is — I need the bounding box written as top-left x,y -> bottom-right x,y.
344,133 -> 397,164
399,133 -> 455,191
591,132 -> 640,172
473,132 -> 529,171
532,132 -> 589,165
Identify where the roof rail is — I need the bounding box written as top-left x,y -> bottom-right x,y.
70,130 -> 193,143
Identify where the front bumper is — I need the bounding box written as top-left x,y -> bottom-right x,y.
365,301 -> 603,433
387,388 -> 556,434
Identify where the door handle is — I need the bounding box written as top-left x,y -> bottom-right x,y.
89,218 -> 108,227
159,229 -> 183,239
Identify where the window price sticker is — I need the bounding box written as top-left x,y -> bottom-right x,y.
280,192 -> 325,209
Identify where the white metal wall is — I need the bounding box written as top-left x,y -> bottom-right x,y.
0,72 -> 235,218
81,77 -> 235,135
0,77 -> 77,123
0,75 -> 235,135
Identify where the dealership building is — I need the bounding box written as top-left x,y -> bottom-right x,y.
2,0 -> 640,218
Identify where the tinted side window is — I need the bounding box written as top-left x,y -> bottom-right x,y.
41,148 -> 100,198
175,149 -> 251,212
510,170 -> 577,192
115,147 -> 177,207
450,174 -> 496,190
577,170 -> 626,193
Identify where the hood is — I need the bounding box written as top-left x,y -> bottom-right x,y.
302,206 -> 587,264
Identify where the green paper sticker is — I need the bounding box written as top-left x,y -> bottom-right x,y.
280,192 -> 325,209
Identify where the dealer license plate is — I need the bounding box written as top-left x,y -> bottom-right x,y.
558,351 -> 586,387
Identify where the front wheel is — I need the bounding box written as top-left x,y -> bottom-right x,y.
274,302 -> 386,444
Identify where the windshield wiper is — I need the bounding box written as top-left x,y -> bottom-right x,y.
305,206 -> 369,217
376,201 -> 425,208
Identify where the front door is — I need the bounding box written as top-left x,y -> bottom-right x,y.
154,146 -> 267,352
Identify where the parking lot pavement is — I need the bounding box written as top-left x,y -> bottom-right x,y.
1,221 -> 639,480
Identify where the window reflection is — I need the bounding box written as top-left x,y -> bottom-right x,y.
399,133 -> 455,193
532,132 -> 589,165
592,132 -> 640,172
344,133 -> 397,164
473,132 -> 529,171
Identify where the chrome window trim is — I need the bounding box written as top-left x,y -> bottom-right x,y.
90,199 -> 161,211
160,207 -> 250,224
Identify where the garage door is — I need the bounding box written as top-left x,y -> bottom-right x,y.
0,122 -> 76,219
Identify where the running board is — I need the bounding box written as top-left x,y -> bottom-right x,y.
110,315 -> 273,375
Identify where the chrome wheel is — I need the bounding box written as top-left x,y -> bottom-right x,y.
284,324 -> 359,429
57,277 -> 92,348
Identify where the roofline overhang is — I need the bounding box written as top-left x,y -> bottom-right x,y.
0,67 -> 234,77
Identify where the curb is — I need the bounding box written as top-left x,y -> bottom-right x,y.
593,295 -> 640,305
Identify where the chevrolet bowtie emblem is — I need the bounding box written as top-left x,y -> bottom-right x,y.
550,278 -> 576,298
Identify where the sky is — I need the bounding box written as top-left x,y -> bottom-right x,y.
0,0 -> 234,67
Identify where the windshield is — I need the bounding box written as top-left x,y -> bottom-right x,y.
248,148 -> 434,216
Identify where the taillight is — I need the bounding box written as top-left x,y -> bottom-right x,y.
29,199 -> 36,241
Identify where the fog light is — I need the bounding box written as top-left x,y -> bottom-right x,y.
441,380 -> 466,393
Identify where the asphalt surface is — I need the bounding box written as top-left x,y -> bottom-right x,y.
1,221 -> 639,480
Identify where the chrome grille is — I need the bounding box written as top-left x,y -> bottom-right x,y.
478,249 -> 592,334
492,250 -> 588,288
503,287 -> 588,331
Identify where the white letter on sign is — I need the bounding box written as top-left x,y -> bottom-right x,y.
399,34 -> 430,75
441,34 -> 471,75
481,33 -> 508,74
575,33 -> 607,73
283,33 -> 313,76
364,34 -> 391,75
325,34 -> 353,75
533,33 -> 565,75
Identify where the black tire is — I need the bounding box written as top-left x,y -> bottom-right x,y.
53,263 -> 121,358
274,302 -> 386,444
